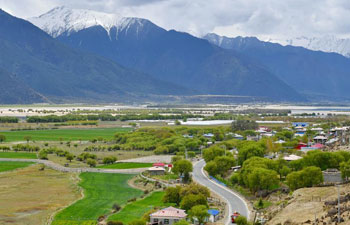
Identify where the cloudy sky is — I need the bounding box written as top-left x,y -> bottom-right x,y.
1,0 -> 350,39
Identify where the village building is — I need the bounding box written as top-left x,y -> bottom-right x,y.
150,207 -> 187,225
148,166 -> 165,176
313,135 -> 328,144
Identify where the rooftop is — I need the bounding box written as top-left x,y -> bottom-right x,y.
150,207 -> 187,218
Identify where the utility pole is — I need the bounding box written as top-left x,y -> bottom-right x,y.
338,185 -> 341,223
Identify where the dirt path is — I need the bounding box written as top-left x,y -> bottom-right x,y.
0,158 -> 147,174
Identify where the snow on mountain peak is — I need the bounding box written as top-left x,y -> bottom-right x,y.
29,6 -> 144,37
267,35 -> 350,58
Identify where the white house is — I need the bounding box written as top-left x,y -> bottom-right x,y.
148,167 -> 166,176
150,207 -> 187,225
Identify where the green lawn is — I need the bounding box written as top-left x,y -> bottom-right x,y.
108,191 -> 171,223
0,127 -> 131,142
0,161 -> 34,172
97,162 -> 153,169
0,151 -> 37,159
51,173 -> 143,225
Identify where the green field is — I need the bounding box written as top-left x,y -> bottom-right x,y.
0,127 -> 131,142
51,172 -> 143,225
0,152 -> 37,159
108,191 -> 171,223
0,161 -> 34,172
97,162 -> 153,169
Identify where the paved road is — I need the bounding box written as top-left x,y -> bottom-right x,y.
192,160 -> 250,225
0,158 -> 147,174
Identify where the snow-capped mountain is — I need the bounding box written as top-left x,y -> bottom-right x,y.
29,6 -> 147,38
267,36 -> 350,58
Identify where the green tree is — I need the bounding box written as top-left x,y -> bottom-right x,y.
231,119 -> 258,131
173,159 -> 193,182
163,186 -> 182,206
280,166 -> 292,180
340,160 -> 350,180
204,161 -> 218,176
235,216 -> 250,225
180,183 -> 210,198
180,194 -> 207,211
24,135 -> 32,143
66,153 -> 74,162
238,143 -> 265,165
203,146 -> 225,162
38,150 -> 48,160
286,166 -> 323,190
214,156 -> 236,176
0,134 -> 6,143
247,168 -> 279,193
103,156 -> 117,164
189,205 -> 209,225
87,158 -> 97,167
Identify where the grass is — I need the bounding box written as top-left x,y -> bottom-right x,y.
254,199 -> 273,209
0,127 -> 131,142
97,162 -> 153,169
51,173 -> 143,225
0,151 -> 37,159
0,161 -> 34,172
153,173 -> 179,180
108,191 -> 172,223
0,164 -> 80,225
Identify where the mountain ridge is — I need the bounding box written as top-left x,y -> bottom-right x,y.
29,6 -> 305,103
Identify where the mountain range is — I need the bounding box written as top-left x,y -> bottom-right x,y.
1,6 -> 350,104
29,6 -> 303,103
266,36 -> 350,58
204,33 -> 350,101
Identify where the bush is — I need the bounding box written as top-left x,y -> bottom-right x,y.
38,150 -> 48,160
87,158 -> 97,167
128,219 -> 146,225
112,203 -> 121,212
103,156 -> 117,164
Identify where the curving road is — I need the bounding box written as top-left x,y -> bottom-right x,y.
192,160 -> 250,225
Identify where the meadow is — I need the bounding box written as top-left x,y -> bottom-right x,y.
0,161 -> 34,172
0,127 -> 131,142
108,191 -> 170,223
0,151 -> 37,159
51,172 -> 143,225
0,164 -> 80,225
97,162 -> 153,169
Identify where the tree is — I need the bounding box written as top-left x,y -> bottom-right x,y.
180,183 -> 210,198
235,216 -> 250,225
280,166 -> 292,180
180,194 -> 207,211
203,146 -> 225,162
286,166 -> 323,190
247,168 -> 279,193
87,158 -> 97,167
0,134 -> 6,143
66,153 -> 74,162
214,156 -> 236,176
231,119 -> 258,131
171,155 -> 183,164
103,156 -> 117,164
163,186 -> 182,206
189,205 -> 209,225
204,161 -> 218,176
238,143 -> 265,165
173,159 -> 193,182
38,150 -> 48,160
340,160 -> 350,180
24,135 -> 32,143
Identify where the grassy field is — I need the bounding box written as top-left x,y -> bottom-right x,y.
0,151 -> 37,159
0,164 -> 80,225
0,127 -> 131,142
51,173 -> 143,225
97,162 -> 153,169
0,161 -> 34,172
108,191 -> 170,223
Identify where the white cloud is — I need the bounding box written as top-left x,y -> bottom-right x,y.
1,0 -> 350,39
